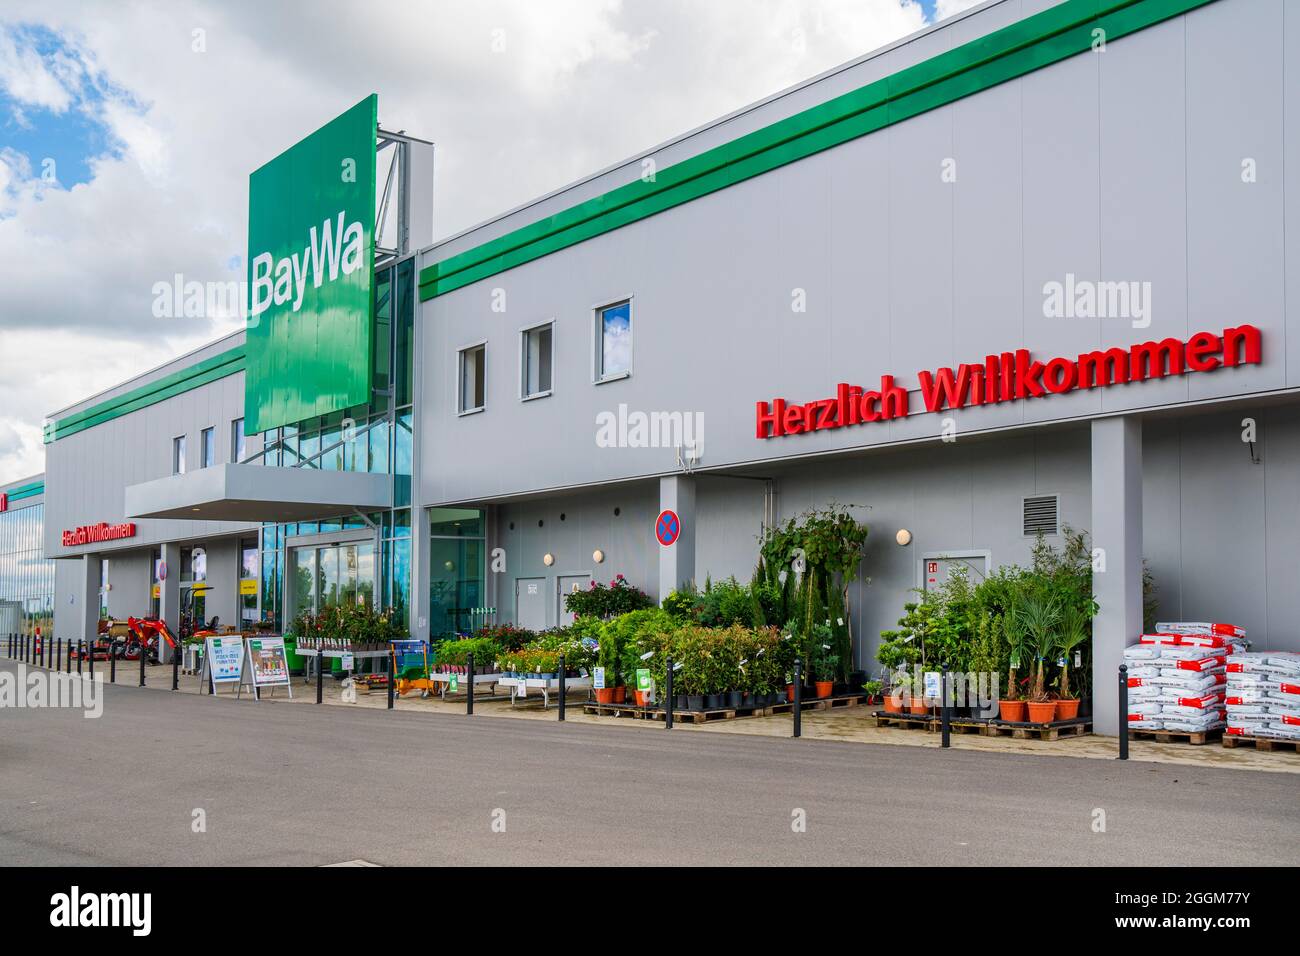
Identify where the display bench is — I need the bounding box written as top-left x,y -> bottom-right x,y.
296,646 -> 392,683
422,671 -> 504,700
498,675 -> 592,710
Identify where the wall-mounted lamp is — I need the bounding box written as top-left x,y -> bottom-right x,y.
543,553 -> 555,567
592,549 -> 605,564
895,529 -> 912,546
444,560 -> 455,572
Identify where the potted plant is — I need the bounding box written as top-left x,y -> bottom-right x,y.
811,642 -> 837,699
1018,593 -> 1061,723
1053,604 -> 1089,721
863,679 -> 882,705
999,603 -> 1029,722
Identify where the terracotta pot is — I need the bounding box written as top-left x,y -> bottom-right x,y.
1055,698 -> 1081,721
613,685 -> 626,704
999,699 -> 1027,722
634,689 -> 651,706
908,697 -> 929,715
1026,700 -> 1057,724
594,687 -> 616,704
786,683 -> 796,702
883,694 -> 904,714
814,680 -> 834,699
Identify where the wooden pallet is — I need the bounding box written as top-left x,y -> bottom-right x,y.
585,693 -> 866,725
984,719 -> 1090,741
1130,727 -> 1222,746
1221,733 -> 1300,753
874,711 -> 938,729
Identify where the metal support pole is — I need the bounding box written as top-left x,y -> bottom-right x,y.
466,653 -> 475,716
557,655 -> 566,721
1118,664 -> 1129,760
316,650 -> 324,704
87,637 -> 94,679
387,648 -> 395,710
172,642 -> 179,691
138,639 -> 146,687
24,634 -> 30,664
664,657 -> 674,730
110,644 -> 115,683
57,638 -> 63,673
941,663 -> 951,748
793,657 -> 803,738
66,639 -> 72,674
77,640 -> 82,675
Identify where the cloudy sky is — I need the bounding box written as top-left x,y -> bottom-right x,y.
0,0 -> 983,484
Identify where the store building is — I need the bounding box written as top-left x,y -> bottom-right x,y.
0,476 -> 54,637
27,0 -> 1300,734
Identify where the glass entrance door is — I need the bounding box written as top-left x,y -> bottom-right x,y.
289,541 -> 377,620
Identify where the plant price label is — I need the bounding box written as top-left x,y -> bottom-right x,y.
593,666 -> 606,689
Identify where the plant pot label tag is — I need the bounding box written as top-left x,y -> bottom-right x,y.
636,668 -> 652,691
448,674 -> 459,693
593,666 -> 606,689
341,652 -> 354,671
1074,651 -> 1082,667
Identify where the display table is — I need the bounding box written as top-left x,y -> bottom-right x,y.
296,647 -> 392,683
498,675 -> 592,709
424,671 -> 503,699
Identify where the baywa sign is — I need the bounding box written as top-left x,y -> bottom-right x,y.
244,94 -> 377,434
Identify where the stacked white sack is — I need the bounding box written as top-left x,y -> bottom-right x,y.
1123,632 -> 1230,733
1228,652 -> 1300,741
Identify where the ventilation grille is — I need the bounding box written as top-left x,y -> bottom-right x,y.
1022,495 -> 1059,536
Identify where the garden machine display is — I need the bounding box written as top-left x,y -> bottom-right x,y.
393,640 -> 435,697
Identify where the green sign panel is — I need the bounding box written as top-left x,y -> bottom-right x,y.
245,94 -> 377,434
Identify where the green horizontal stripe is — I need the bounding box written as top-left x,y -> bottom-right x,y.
5,481 -> 44,501
420,0 -> 1219,300
44,346 -> 246,444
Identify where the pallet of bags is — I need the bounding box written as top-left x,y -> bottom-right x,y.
1122,644 -> 1163,728
1126,638 -> 1227,734
1224,651 -> 1300,739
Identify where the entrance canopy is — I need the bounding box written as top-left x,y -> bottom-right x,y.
124,463 -> 392,523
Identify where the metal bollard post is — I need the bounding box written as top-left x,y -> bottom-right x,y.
664,657 -> 674,730
316,650 -> 324,704
793,657 -> 803,738
387,648 -> 395,710
557,655 -> 566,721
1118,663 -> 1129,761
77,639 -> 82,675
941,663 -> 951,748
66,639 -> 72,674
138,639 -> 146,687
56,638 -> 62,673
172,641 -> 179,691
24,634 -> 30,664
110,643 -> 116,683
87,637 -> 94,679
466,653 -> 475,716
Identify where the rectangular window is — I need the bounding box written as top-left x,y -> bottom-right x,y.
231,418 -> 246,463
458,343 -> 486,414
201,427 -> 215,468
522,323 -> 553,399
172,435 -> 186,475
596,299 -> 631,381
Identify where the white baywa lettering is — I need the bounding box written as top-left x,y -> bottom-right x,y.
250,210 -> 366,317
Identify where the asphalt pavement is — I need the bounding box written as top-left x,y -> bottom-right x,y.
0,659 -> 1295,866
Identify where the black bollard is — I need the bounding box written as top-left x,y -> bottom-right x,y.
664,657 -> 674,730
138,638 -> 146,687
172,641 -> 179,691
66,639 -> 71,674
1118,663 -> 1129,761
466,653 -> 475,716
77,639 -> 82,675
387,648 -> 395,710
557,655 -> 566,721
316,648 -> 324,704
793,657 -> 803,738
110,642 -> 116,683
56,638 -> 62,673
87,637 -> 94,679
941,664 -> 951,748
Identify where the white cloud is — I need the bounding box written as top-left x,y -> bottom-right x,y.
934,0 -> 987,21
0,0 -> 943,483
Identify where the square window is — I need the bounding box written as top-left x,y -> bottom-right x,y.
172,435 -> 187,475
201,427 -> 215,468
596,300 -> 631,381
459,344 -> 486,413
522,323 -> 553,399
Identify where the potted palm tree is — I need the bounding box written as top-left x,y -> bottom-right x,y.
999,605 -> 1029,722
1019,593 -> 1062,723
1053,604 -> 1089,721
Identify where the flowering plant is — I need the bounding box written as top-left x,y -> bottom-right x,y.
563,575 -> 653,619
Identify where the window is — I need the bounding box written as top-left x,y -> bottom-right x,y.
521,323 -> 553,399
596,299 -> 631,381
231,418 -> 246,463
458,343 -> 486,414
172,435 -> 187,475
201,427 -> 215,468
